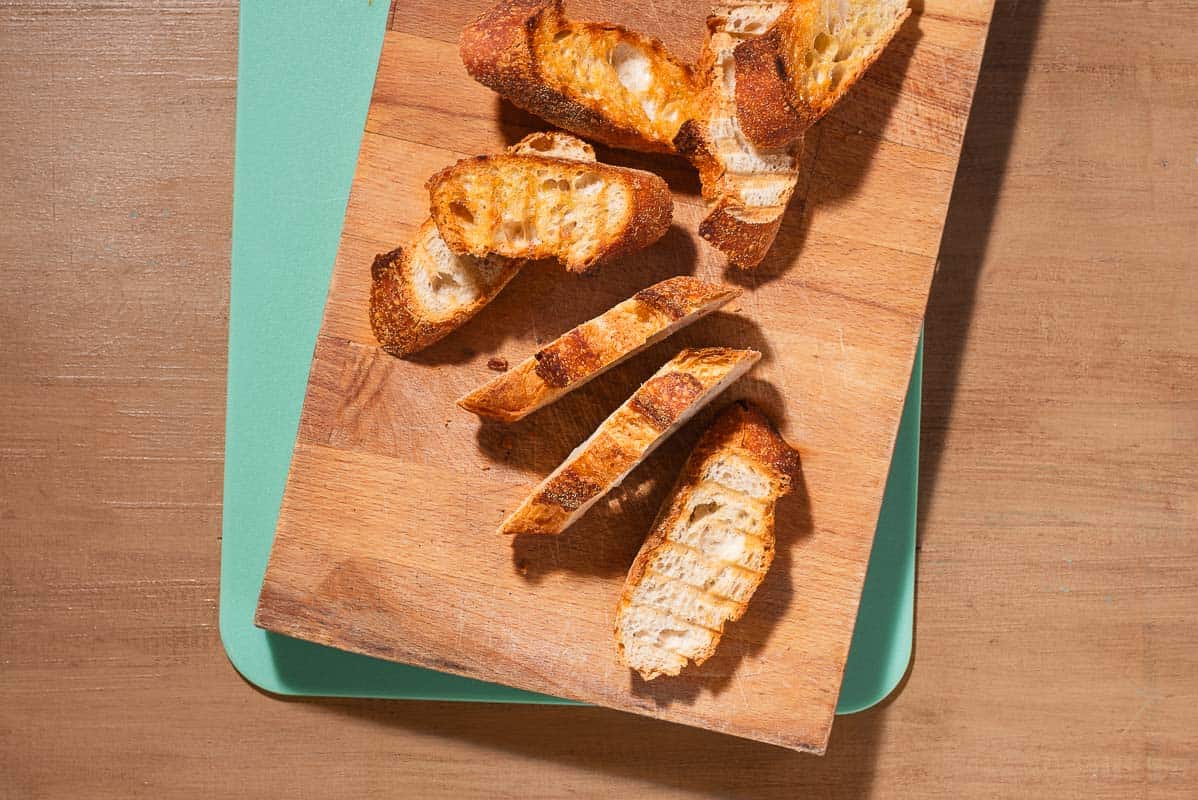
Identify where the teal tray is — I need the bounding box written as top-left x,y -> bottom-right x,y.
220,2 -> 917,714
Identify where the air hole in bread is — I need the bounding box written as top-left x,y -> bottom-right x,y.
430,269 -> 460,292
813,31 -> 835,54
572,172 -> 602,194
688,501 -> 719,526
449,201 -> 474,225
553,29 -> 570,42
829,63 -> 846,89
502,219 -> 525,244
611,42 -> 652,95
525,134 -> 553,151
540,178 -> 558,192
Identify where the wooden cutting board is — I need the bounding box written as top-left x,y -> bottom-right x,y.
255,0 -> 994,753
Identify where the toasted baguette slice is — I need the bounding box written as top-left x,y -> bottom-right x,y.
459,277 -> 741,422
370,220 -> 524,357
498,348 -> 761,536
370,133 -> 597,357
735,0 -> 911,148
615,401 -> 800,680
427,144 -> 672,272
674,3 -> 803,269
461,1 -> 700,154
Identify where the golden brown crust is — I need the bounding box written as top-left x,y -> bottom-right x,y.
498,347 -> 761,536
732,29 -> 809,149
460,0 -> 698,154
673,4 -> 803,269
614,401 -> 800,678
736,1 -> 912,149
697,200 -> 787,270
533,329 -> 603,388
368,222 -> 523,358
457,277 -> 741,422
369,134 -> 594,358
628,373 -> 705,430
426,151 -> 672,273
632,276 -> 736,321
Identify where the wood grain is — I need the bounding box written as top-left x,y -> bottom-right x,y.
2,0 -> 1196,795
254,0 -> 993,753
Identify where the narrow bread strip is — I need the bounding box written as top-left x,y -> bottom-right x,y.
674,2 -> 803,269
498,348 -> 761,536
427,147 -> 672,273
735,0 -> 911,149
458,277 -> 741,422
460,0 -> 700,154
370,132 -> 597,357
615,401 -> 800,680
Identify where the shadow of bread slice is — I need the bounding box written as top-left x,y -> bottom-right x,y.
674,2 -> 803,269
735,0 -> 911,149
460,0 -> 700,154
615,401 -> 800,680
369,133 -> 597,357
458,277 -> 741,421
498,348 -> 761,536
427,143 -> 673,273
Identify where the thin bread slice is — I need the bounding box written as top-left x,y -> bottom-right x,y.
498,347 -> 761,536
735,0 -> 911,149
427,145 -> 672,273
369,133 -> 597,357
458,277 -> 741,422
674,2 -> 803,269
615,401 -> 800,680
460,0 -> 700,154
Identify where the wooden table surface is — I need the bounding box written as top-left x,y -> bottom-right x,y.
2,0 -> 1194,797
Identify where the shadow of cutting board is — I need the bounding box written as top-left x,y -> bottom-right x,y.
255,0 -> 994,753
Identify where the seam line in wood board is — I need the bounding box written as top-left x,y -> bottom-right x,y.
373,26 -> 988,157
348,129 -> 960,262
362,90 -> 967,167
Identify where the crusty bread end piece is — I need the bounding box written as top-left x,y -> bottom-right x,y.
370,220 -> 524,357
369,133 -> 596,357
735,0 -> 911,149
461,0 -> 700,154
459,277 -> 741,422
498,347 -> 761,536
427,143 -> 673,272
615,401 -> 800,680
675,2 -> 803,269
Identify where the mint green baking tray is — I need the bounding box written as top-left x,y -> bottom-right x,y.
220,2 -> 916,714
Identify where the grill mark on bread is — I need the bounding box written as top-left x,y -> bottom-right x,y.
629,372 -> 705,430
534,328 -> 605,387
635,277 -> 713,320
625,596 -> 726,636
540,468 -> 603,511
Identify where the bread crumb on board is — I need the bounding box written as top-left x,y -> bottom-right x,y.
487,357 -> 509,372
